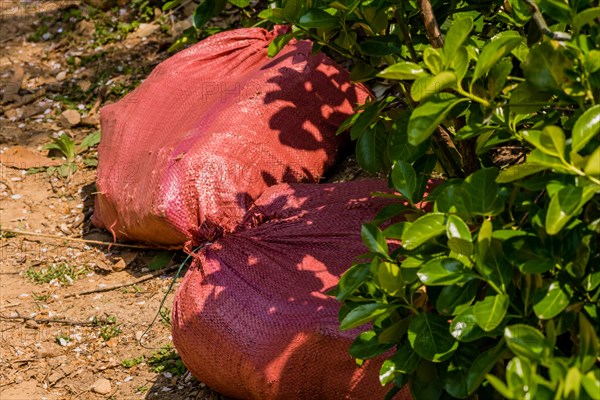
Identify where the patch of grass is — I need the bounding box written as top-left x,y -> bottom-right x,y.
0,228 -> 16,239
148,345 -> 187,376
31,292 -> 51,302
136,385 -> 149,394
25,263 -> 87,285
96,315 -> 122,341
159,306 -> 171,327
121,355 -> 145,368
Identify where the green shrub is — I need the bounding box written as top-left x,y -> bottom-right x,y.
190,1 -> 599,398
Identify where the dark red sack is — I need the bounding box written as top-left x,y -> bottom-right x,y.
172,180 -> 411,400
92,27 -> 369,246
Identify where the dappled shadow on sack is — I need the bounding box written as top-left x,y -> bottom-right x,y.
92,28 -> 370,248
172,180 -> 410,400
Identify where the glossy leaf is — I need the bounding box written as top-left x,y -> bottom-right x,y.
523,41 -> 571,92
408,313 -> 458,362
538,125 -> 566,159
446,215 -> 473,256
350,330 -> 393,359
504,324 -> 551,362
340,303 -> 392,330
391,161 -> 416,202
360,35 -> 402,57
377,262 -> 404,296
417,257 -> 477,286
473,294 -> 509,332
545,185 -> 583,235
268,31 -> 298,57
298,9 -> 338,29
450,307 -> 489,342
407,94 -> 466,145
443,17 -> 474,61
361,223 -> 388,255
193,0 -> 227,29
336,263 -> 370,301
378,62 -> 429,80
379,342 -> 420,384
356,125 -> 386,173
411,71 -> 457,102
572,105 -> 600,153
466,342 -> 506,394
472,31 -> 522,84
462,168 -> 504,216
423,47 -> 443,75
577,314 -> 600,372
533,282 -> 570,319
436,281 -> 478,315
401,213 -> 446,250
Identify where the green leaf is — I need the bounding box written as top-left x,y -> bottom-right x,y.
533,282 -> 570,319
417,257 -> 477,286
585,147 -> 600,176
228,0 -> 249,7
435,183 -> 470,218
466,341 -> 506,394
379,342 -> 421,384
411,71 -> 457,102
349,103 -> 379,139
377,62 -> 429,80
268,31 -> 298,57
340,303 -> 392,330
487,57 -> 512,98
538,126 -> 566,159
391,161 -> 416,203
462,168 -> 504,216
538,0 -> 572,24
573,7 -> 600,31
581,369 -> 600,399
523,41 -> 571,92
408,313 -> 458,362
450,47 -> 469,84
193,0 -> 227,29
508,82 -> 551,114
446,215 -> 473,256
356,125 -> 386,173
508,0 -> 533,26
298,9 -> 338,29
78,131 -> 101,153
361,223 -> 388,255
423,47 -> 443,75
350,330 -> 393,359
401,213 -> 446,250
436,281 -> 478,315
486,373 -> 514,399
387,112 -> 429,163
545,185 -> 583,235
377,262 -> 404,296
407,94 -> 466,146
496,163 -> 547,183
504,324 -> 551,363
359,35 -> 402,57
473,294 -> 509,332
336,263 -> 370,301
383,221 -> 412,239
148,251 -> 173,271
527,149 -> 571,173
578,314 -> 600,372
443,17 -> 474,61
472,31 -> 522,84
258,8 -> 284,23
503,235 -> 553,274
572,105 -> 600,153
450,307 -> 489,342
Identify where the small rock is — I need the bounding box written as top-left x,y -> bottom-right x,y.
61,109 -> 81,127
112,258 -> 127,272
25,319 -> 39,329
80,114 -> 100,126
91,378 -> 111,395
56,71 -> 67,81
59,223 -> 71,235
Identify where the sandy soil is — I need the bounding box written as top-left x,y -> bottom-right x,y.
1,1 -> 225,399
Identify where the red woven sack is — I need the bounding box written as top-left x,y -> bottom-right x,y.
172,180 -> 411,400
92,27 -> 369,246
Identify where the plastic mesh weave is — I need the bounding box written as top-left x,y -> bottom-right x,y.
92,27 -> 369,246
172,179 -> 411,400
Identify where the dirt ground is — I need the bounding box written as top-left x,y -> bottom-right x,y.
0,1 -> 227,399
